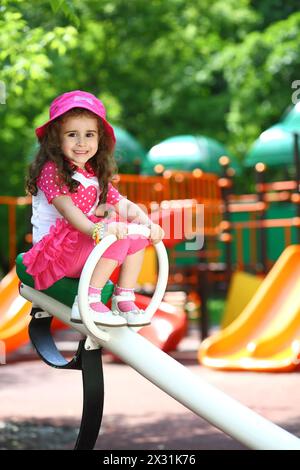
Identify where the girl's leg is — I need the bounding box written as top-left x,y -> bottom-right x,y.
90,258 -> 118,288
88,258 -> 118,314
71,240 -> 129,326
88,237 -> 130,305
112,245 -> 150,326
87,239 -> 130,313
117,248 -> 145,288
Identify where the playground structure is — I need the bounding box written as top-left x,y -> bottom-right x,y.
16,224 -> 300,450
142,134 -> 241,176
2,154 -> 300,360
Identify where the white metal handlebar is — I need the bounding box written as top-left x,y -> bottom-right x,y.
77,223 -> 169,343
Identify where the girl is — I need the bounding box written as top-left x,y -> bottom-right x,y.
24,90 -> 164,327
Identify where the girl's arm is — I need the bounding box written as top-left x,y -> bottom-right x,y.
53,195 -> 128,241
53,195 -> 95,236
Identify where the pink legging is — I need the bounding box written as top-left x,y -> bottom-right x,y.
65,235 -> 149,278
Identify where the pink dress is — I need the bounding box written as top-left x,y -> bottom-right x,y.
23,161 -> 149,290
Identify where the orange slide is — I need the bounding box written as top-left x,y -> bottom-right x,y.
199,245 -> 300,372
0,268 -> 32,354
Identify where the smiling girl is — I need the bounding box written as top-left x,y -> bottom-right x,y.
24,90 -> 164,327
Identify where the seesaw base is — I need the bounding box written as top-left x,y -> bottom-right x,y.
29,305 -> 104,450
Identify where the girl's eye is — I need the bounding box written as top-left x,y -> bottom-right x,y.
66,132 -> 96,137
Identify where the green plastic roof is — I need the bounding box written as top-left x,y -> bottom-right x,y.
141,135 -> 239,175
281,102 -> 300,132
113,125 -> 146,168
245,124 -> 295,167
245,104 -> 300,167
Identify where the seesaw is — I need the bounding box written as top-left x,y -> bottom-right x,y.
18,224 -> 300,450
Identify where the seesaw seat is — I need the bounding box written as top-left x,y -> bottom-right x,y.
16,253 -> 114,307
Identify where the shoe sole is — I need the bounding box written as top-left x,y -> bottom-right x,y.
70,319 -> 127,327
70,318 -> 151,327
111,309 -> 151,327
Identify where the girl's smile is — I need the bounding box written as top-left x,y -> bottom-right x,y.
60,115 -> 99,169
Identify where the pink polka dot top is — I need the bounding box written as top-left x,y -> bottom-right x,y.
37,161 -> 123,213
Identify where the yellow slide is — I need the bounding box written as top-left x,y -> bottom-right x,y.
0,268 -> 31,354
199,245 -> 300,372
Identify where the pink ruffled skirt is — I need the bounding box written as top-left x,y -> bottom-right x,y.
23,215 -> 149,290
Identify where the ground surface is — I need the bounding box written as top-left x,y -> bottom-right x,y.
1,327 -> 300,450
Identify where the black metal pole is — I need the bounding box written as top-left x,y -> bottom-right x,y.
74,346 -> 104,450
292,133 -> 300,243
218,156 -> 233,284
293,133 -> 300,188
197,257 -> 209,341
133,158 -> 141,175
255,163 -> 267,274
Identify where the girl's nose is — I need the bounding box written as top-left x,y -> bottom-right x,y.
77,135 -> 86,145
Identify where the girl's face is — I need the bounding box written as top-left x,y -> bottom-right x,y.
60,115 -> 99,169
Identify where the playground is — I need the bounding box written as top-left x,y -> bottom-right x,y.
2,0 -> 300,451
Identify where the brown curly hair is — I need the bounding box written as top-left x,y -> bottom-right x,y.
26,108 -> 118,204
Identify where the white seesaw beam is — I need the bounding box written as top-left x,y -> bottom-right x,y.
20,223 -> 300,450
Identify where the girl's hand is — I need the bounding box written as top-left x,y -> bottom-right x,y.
106,222 -> 128,239
94,205 -> 106,217
94,205 -> 114,218
149,223 -> 165,244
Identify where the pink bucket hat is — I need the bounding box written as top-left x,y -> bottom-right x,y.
35,90 -> 116,146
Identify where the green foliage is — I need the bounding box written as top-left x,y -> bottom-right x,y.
0,0 -> 78,195
223,13 -> 300,156
49,0 -> 80,27
250,0 -> 300,28
1,1 -> 299,184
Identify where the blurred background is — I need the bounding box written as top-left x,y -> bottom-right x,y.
1,0 -> 300,358
1,1 -> 300,181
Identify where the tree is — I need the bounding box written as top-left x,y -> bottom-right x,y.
0,2 -> 78,192
222,12 -> 300,156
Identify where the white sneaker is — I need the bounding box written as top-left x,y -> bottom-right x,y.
70,295 -> 127,327
111,294 -> 151,327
